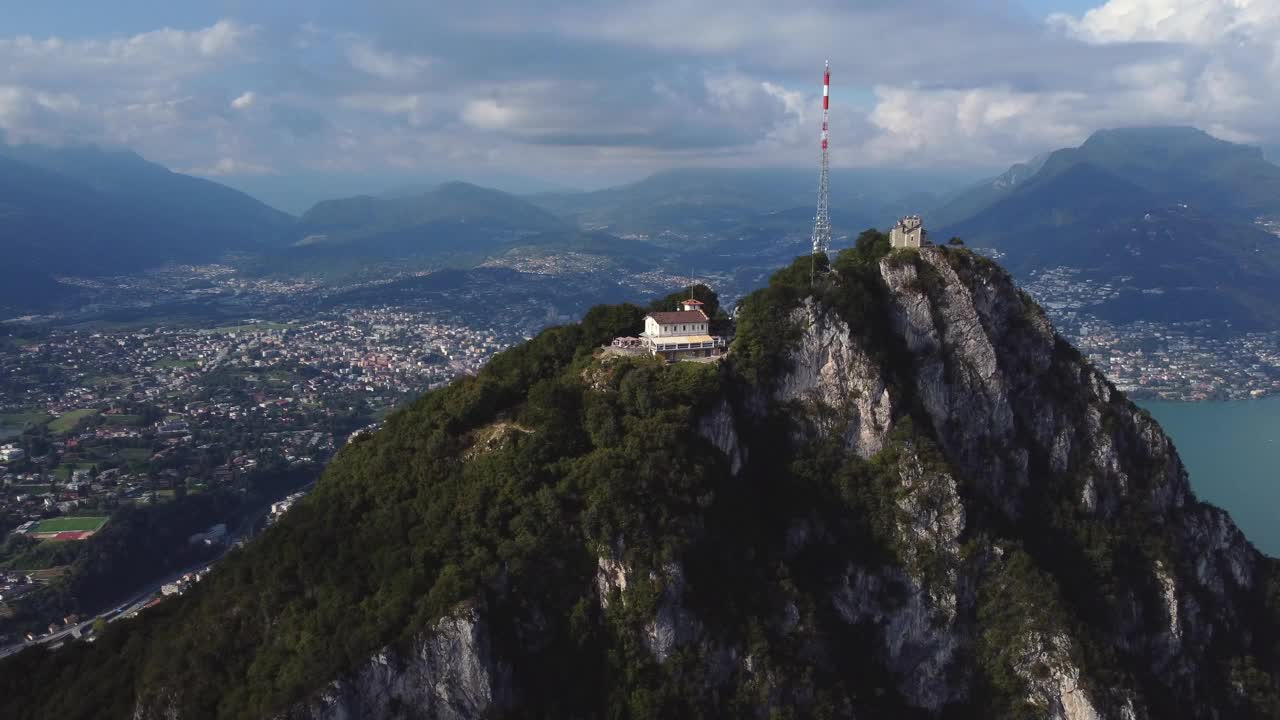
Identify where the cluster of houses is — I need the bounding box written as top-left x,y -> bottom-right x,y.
268,490 -> 307,526
0,445 -> 24,463
0,572 -> 38,604
161,568 -> 212,597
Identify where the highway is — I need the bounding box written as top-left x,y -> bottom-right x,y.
0,555 -> 217,659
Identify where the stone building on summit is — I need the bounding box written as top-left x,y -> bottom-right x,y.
890,215 -> 929,249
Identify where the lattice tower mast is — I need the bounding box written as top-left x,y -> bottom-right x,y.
811,60 -> 832,258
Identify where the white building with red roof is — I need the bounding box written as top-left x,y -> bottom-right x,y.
632,299 -> 727,361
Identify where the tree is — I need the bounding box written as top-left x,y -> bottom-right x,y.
854,228 -> 892,261
948,236 -> 965,246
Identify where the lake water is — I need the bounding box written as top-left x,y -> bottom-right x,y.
1141,397 -> 1280,557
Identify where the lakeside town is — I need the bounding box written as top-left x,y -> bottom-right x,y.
1023,266 -> 1280,401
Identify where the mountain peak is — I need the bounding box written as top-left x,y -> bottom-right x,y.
8,241 -> 1277,719
1084,125 -> 1214,144
1080,125 -> 1264,162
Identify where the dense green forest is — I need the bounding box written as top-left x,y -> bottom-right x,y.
3,233 -> 1279,718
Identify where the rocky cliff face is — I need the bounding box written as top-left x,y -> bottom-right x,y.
765,247 -> 1269,717
110,245 -> 1277,720
278,604 -> 511,720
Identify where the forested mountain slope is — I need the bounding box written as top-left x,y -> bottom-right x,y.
3,238 -> 1277,719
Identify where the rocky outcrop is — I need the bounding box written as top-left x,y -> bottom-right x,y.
774,299 -> 894,458
1015,631 -> 1109,720
879,247 -> 1193,522
279,604 -> 512,720
698,397 -> 746,475
762,246 -> 1268,718
831,442 -> 967,710
642,562 -> 698,665
594,552 -> 699,666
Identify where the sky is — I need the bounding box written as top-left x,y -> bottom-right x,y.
1,0 -> 1278,209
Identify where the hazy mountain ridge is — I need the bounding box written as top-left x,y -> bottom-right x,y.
2,144 -> 294,240
294,182 -> 568,246
929,152 -> 1052,227
933,127 -> 1280,327
0,144 -> 294,311
935,127 -> 1280,227
526,167 -> 966,246
6,127 -> 1280,331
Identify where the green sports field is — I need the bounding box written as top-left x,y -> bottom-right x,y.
30,516 -> 109,533
49,409 -> 99,434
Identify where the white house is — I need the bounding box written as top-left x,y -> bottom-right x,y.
643,299 -> 709,337
638,299 -> 727,361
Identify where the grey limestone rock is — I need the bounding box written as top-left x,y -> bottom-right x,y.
279,603 -> 511,720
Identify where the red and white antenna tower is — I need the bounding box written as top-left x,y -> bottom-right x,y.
811,59 -> 832,259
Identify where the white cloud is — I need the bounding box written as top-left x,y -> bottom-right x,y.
0,20 -> 258,147
5,4 -> 1280,186
844,1 -> 1280,167
344,40 -> 431,81
0,21 -> 269,175
0,85 -> 85,144
1049,0 -> 1280,45
461,98 -> 524,130
341,93 -> 433,127
1032,0 -> 1280,155
184,157 -> 277,177
0,20 -> 255,91
857,85 -> 1089,166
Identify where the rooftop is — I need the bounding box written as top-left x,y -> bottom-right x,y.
647,310 -> 708,324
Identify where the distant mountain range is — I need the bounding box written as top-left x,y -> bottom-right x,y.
527,167 -> 964,246
285,182 -> 569,264
5,127 -> 1280,329
0,145 -> 292,309
933,127 -> 1280,327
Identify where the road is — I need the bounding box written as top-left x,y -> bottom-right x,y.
0,555 -> 218,659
